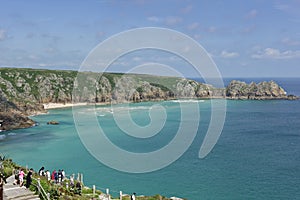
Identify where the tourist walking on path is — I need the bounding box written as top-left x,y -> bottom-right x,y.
54,170 -> 58,183
58,169 -> 62,183
18,168 -> 25,186
131,192 -> 136,200
13,168 -> 19,185
61,169 -> 65,181
38,166 -> 45,176
25,168 -> 33,189
46,170 -> 51,181
51,170 -> 56,181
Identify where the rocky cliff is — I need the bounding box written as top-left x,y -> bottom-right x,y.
226,80 -> 297,100
0,92 -> 39,131
0,68 -> 297,130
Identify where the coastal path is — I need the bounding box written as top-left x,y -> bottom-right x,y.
2,175 -> 40,200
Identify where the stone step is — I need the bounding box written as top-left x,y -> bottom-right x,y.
4,191 -> 39,200
3,175 -> 40,200
8,194 -> 40,200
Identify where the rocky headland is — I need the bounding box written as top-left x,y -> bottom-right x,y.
0,68 -> 297,131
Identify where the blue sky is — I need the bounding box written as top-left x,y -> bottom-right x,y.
0,0 -> 300,77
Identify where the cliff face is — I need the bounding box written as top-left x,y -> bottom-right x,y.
0,68 -> 224,105
226,80 -> 296,100
0,91 -> 38,131
0,68 -> 297,130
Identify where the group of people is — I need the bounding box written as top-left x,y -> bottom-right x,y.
38,167 -> 65,184
13,168 -> 33,189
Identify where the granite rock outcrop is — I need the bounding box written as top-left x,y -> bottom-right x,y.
0,68 -> 297,130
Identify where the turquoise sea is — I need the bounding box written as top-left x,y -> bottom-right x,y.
1,78 -> 300,199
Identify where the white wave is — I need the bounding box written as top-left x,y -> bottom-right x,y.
0,134 -> 6,140
171,99 -> 205,103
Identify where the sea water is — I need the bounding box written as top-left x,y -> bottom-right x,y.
1,78 -> 300,199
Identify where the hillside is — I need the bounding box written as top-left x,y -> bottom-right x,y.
0,68 -> 297,131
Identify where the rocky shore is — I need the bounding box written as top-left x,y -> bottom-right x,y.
0,68 -> 298,131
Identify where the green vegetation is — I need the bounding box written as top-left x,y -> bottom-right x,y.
149,83 -> 171,92
136,86 -> 144,93
0,156 -> 183,200
102,72 -> 124,89
0,155 -> 18,179
133,74 -> 180,90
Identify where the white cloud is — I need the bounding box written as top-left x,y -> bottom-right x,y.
165,16 -> 182,26
252,48 -> 300,59
274,3 -> 290,12
241,25 -> 256,34
0,29 -> 7,41
132,56 -> 142,62
147,16 -> 182,26
245,9 -> 258,19
183,46 -> 191,53
28,54 -> 39,60
181,5 -> 193,14
193,34 -> 201,40
96,31 -> 105,39
44,47 -> 58,54
281,37 -> 300,46
273,2 -> 300,18
147,16 -> 160,22
220,50 -> 239,58
26,32 -> 35,39
207,26 -> 217,33
187,22 -> 199,30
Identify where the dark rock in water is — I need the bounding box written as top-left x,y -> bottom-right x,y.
0,112 -> 35,131
287,95 -> 299,100
47,120 -> 59,125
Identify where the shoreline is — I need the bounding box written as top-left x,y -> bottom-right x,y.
42,96 -> 299,110
42,95 -> 299,110
43,102 -> 112,110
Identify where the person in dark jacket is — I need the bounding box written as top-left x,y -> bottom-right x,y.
25,168 -> 33,188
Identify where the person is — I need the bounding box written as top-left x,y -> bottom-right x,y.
18,168 -> 25,186
51,170 -> 56,181
25,168 -> 33,189
54,170 -> 58,183
61,169 -> 65,181
38,166 -> 45,176
131,192 -> 136,200
70,175 -> 74,187
75,181 -> 82,195
46,170 -> 51,181
58,169 -> 62,183
13,168 -> 20,185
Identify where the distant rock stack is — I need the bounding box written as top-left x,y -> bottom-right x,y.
226,80 -> 297,100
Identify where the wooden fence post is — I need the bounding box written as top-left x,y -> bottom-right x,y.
106,188 -> 110,200
120,191 -> 122,200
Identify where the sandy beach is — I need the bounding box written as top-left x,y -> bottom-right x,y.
43,102 -> 111,110
43,102 -> 88,109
